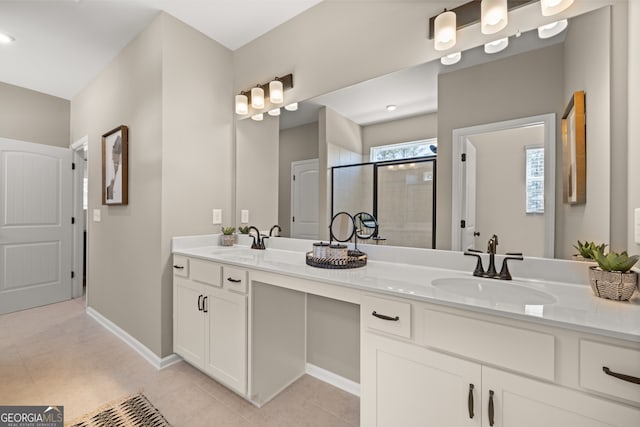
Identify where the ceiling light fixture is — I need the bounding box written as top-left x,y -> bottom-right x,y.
540,0 -> 574,16
434,10 -> 456,51
386,104 -> 397,112
234,73 -> 293,116
537,19 -> 568,39
268,108 -> 280,116
481,0 -> 508,34
484,37 -> 509,53
284,102 -> 298,111
0,32 -> 15,44
440,51 -> 462,65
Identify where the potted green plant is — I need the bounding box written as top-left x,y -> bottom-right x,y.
588,249 -> 639,301
573,240 -> 607,261
238,226 -> 250,234
220,226 -> 236,246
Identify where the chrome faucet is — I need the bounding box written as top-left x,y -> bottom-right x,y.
464,234 -> 523,280
269,225 -> 282,237
248,226 -> 268,250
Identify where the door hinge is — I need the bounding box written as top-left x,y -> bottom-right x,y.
71,217 -> 75,224
461,153 -> 466,162
461,220 -> 466,228
292,216 -> 295,222
72,162 -> 76,170
71,271 -> 75,279
293,174 -> 296,181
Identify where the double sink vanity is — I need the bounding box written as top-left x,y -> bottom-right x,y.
172,234 -> 640,426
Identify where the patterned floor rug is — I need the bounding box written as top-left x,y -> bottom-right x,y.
67,394 -> 172,427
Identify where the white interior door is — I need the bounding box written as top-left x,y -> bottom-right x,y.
291,159 -> 319,239
462,140 -> 477,250
0,138 -> 73,314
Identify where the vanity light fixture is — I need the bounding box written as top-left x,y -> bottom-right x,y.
481,0 -> 508,35
440,51 -> 462,65
284,102 -> 298,111
251,113 -> 264,121
484,37 -> 509,54
537,19 -> 568,39
434,9 -> 457,51
0,32 -> 15,44
540,0 -> 574,16
268,108 -> 280,116
251,86 -> 265,109
234,73 -> 293,116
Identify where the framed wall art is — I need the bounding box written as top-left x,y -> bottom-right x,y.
562,90 -> 586,205
102,125 -> 128,205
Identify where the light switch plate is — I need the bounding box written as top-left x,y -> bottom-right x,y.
241,209 -> 249,224
635,208 -> 640,244
212,209 -> 222,225
93,209 -> 101,222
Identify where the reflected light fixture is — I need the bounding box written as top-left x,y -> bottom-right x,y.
284,102 -> 298,111
0,32 -> 15,44
540,0 -> 574,17
251,113 -> 263,121
268,108 -> 280,116
481,0 -> 507,35
434,10 -> 456,51
269,79 -> 284,105
235,93 -> 248,115
484,37 -> 509,54
440,51 -> 462,65
538,19 -> 568,39
386,104 -> 397,112
251,86 -> 264,109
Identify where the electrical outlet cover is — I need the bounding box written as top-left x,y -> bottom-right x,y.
241,209 -> 249,224
212,209 -> 222,224
635,208 -> 640,244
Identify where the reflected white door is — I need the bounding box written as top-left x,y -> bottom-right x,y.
462,140 -> 477,250
291,159 -> 319,239
0,138 -> 73,314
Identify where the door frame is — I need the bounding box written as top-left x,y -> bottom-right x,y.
71,136 -> 88,299
451,114 -> 556,257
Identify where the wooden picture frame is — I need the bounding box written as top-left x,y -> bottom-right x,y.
562,91 -> 586,204
102,125 -> 128,205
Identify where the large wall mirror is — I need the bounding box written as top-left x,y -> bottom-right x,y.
235,6 -> 614,260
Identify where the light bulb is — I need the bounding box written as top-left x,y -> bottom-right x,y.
235,94 -> 248,115
434,10 -> 456,51
251,86 -> 264,109
540,0 -> 574,16
269,79 -> 284,105
481,0 -> 507,35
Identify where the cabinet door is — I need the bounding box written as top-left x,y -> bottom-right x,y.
482,366 -> 640,427
362,332 -> 482,427
174,278 -> 205,367
204,288 -> 247,395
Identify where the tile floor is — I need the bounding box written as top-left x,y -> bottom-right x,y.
0,298 -> 359,426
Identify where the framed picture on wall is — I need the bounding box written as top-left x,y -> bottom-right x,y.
562,90 -> 586,205
102,125 -> 128,205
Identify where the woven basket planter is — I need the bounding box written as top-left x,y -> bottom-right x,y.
588,266 -> 638,301
220,234 -> 235,246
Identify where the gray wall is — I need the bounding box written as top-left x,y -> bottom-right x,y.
437,45 -> 565,251
278,122 -> 319,237
0,82 -> 70,147
629,0 -> 640,255
71,13 -> 234,357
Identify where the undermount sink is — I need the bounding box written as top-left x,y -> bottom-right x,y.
431,277 -> 556,305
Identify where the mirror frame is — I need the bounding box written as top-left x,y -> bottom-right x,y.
451,113 -> 556,257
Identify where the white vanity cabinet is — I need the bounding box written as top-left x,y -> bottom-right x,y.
361,295 -> 640,427
173,255 -> 248,396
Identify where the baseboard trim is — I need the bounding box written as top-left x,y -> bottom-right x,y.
305,363 -> 360,397
86,307 -> 182,370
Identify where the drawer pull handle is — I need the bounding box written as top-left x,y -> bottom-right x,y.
227,277 -> 242,283
197,294 -> 203,311
602,366 -> 640,384
371,311 -> 399,321
173,265 -> 184,269
488,390 -> 495,426
202,296 -> 208,313
468,384 -> 474,419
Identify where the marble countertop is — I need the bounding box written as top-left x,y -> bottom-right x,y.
173,244 -> 640,342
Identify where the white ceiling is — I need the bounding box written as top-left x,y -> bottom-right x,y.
0,0 -> 323,99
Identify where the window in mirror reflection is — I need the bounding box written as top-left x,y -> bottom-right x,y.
370,139 -> 437,162
525,146 -> 544,214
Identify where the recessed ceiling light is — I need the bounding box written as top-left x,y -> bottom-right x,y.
386,104 -> 397,112
0,32 -> 15,44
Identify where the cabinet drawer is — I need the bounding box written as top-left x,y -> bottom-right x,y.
223,266 -> 248,294
191,259 -> 222,287
422,309 -> 555,381
172,255 -> 189,278
579,340 -> 640,404
362,295 -> 412,339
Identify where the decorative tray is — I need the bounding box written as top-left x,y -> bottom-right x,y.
305,250 -> 367,269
